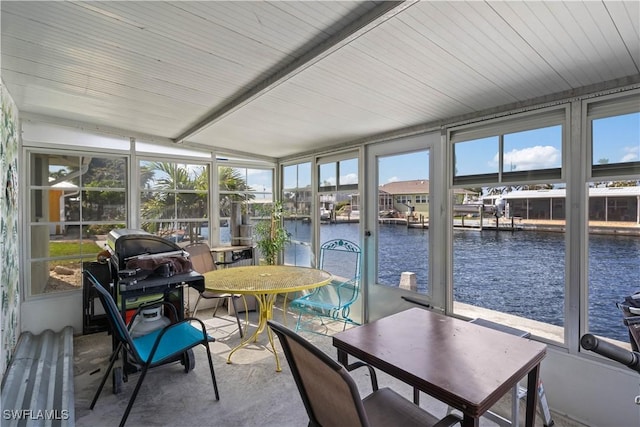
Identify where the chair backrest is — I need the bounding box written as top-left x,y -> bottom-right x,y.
267,320 -> 369,427
185,242 -> 217,273
83,270 -> 141,361
314,239 -> 361,309
318,239 -> 361,284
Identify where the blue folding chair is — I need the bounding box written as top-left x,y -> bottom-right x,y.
290,239 -> 362,333
85,271 -> 220,427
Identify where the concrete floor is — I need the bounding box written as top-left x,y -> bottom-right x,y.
74,301 -> 586,427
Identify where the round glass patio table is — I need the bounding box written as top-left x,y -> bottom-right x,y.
203,265 -> 332,371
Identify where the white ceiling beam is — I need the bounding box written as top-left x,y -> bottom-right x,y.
173,0 -> 417,144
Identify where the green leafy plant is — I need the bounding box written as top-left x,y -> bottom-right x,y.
253,201 -> 290,265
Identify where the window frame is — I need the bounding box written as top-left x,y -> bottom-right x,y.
24,147 -> 130,297
137,157 -> 210,243
586,90 -> 640,179
216,159 -> 276,247
447,106 -> 570,345
449,106 -> 568,187
281,159 -> 314,267
582,90 -> 640,346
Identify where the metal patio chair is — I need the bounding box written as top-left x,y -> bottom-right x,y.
268,320 -> 462,427
290,239 -> 362,334
85,271 -> 220,427
185,242 -> 247,338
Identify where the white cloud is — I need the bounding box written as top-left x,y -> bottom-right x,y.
387,176 -> 399,183
497,146 -> 560,171
621,145 -> 639,163
321,173 -> 359,186
341,173 -> 358,185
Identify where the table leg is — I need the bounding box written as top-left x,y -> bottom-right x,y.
335,349 -> 379,391
226,293 -> 283,372
282,292 -> 289,326
462,414 -> 479,427
336,348 -> 348,366
525,364 -> 541,427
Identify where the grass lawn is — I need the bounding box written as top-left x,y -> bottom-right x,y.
49,240 -> 102,266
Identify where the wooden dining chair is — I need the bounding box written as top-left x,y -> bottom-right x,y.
267,320 -> 462,427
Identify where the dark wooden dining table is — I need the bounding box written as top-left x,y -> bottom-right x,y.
332,307 -> 547,427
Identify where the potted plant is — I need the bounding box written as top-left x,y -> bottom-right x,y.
253,200 -> 290,265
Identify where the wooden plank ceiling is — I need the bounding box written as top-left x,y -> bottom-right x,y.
1,1 -> 638,159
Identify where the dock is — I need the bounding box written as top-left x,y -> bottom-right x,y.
323,213 -> 638,235
453,216 -> 523,231
379,216 -> 429,229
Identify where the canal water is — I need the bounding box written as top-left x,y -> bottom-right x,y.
225,221 -> 640,342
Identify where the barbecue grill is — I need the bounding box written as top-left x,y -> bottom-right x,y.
100,229 -> 205,388
106,228 -> 186,273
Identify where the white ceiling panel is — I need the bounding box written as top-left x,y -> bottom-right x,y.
2,1 -> 638,158
597,1 -> 640,70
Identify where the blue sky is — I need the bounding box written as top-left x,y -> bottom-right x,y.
275,112 -> 639,191
378,151 -> 429,184
593,112 -> 640,165
377,112 -> 638,183
455,125 -> 563,176
312,154 -> 430,187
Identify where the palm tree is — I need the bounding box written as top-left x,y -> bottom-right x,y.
139,163 -> 254,242
218,166 -> 254,218
139,162 -> 208,241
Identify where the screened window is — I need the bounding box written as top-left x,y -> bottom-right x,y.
28,151 -> 127,295
503,126 -> 562,174
450,108 -> 567,343
283,162 -> 312,266
318,158 -> 358,193
139,160 -> 209,244
453,136 -> 499,179
586,92 -> 640,345
590,92 -> 640,178
318,155 -> 360,252
377,150 -> 430,292
283,162 -> 311,217
218,165 -> 273,246
451,108 -> 565,185
592,112 -> 639,169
